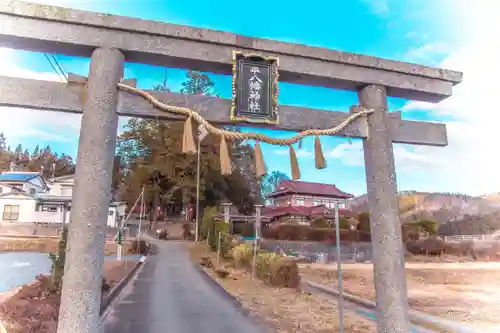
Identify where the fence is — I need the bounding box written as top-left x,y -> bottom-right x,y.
259,239 -> 373,263
443,234 -> 496,243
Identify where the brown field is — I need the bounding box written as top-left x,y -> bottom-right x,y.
300,262 -> 500,331
0,237 -> 139,255
189,243 -> 377,333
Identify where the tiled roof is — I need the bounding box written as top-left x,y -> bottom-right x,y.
266,180 -> 354,199
262,205 -> 353,219
0,172 -> 39,182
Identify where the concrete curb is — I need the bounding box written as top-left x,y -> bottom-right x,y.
305,280 -> 481,333
193,263 -> 272,333
99,253 -> 148,317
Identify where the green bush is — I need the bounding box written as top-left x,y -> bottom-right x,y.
311,217 -> 330,228
339,216 -> 350,229
201,206 -> 218,240
209,220 -> 233,257
255,251 -> 278,282
233,222 -> 255,237
269,256 -> 300,288
357,212 -> 371,232
232,243 -> 253,268
406,236 -> 446,255
262,224 -> 371,243
255,250 -> 300,288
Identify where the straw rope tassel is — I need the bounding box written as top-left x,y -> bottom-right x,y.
182,116 -> 197,154
254,141 -> 266,179
314,135 -> 327,169
289,144 -> 300,180
219,135 -> 233,175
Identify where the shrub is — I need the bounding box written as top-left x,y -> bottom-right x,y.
311,217 -> 330,228
269,256 -> 300,288
275,224 -> 310,240
262,227 -> 278,239
339,216 -> 350,229
406,236 -> 446,256
200,206 -> 218,240
233,222 -> 255,237
262,224 -> 371,243
255,251 -> 278,282
255,250 -> 300,288
232,243 -> 253,268
357,212 -> 371,232
209,220 -> 231,253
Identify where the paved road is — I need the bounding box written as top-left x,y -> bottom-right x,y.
102,238 -> 264,333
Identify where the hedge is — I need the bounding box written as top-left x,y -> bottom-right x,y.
262,224 -> 371,243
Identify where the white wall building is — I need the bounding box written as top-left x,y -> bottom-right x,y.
0,172 -> 126,227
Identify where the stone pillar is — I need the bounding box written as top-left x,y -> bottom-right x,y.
358,85 -> 410,333
221,202 -> 231,222
57,48 -> 124,333
221,202 -> 232,232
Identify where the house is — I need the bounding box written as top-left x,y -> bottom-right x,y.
0,171 -> 49,195
0,172 -> 126,227
263,180 -> 355,225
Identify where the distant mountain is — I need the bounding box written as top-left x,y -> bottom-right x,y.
349,191 -> 500,225
481,192 -> 500,202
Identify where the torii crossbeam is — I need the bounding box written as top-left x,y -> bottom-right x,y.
0,2 -> 462,333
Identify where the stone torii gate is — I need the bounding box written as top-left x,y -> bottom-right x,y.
0,2 -> 462,333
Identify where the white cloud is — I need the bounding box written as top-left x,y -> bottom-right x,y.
274,148 -> 313,158
362,0 -> 389,16
394,1 -> 500,195
327,141 -> 447,171
405,41 -> 449,64
0,48 -> 82,146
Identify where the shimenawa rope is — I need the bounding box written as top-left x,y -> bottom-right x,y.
117,82 -> 374,179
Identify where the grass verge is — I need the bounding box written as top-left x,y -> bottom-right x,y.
189,242 -> 376,333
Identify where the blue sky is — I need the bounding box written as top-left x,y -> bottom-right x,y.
0,0 -> 498,196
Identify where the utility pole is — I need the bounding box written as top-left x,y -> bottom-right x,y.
195,124 -> 208,242
163,67 -> 168,91
138,186 -> 144,243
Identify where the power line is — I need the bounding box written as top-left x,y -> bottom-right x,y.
51,54 -> 68,82
43,53 -> 66,83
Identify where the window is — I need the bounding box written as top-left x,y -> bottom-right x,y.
38,205 -> 58,212
3,205 -> 20,221
295,199 -> 305,206
30,188 -> 36,195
